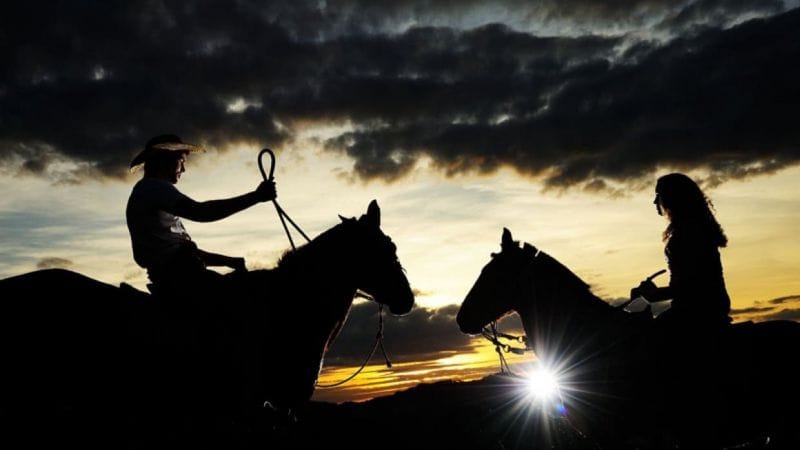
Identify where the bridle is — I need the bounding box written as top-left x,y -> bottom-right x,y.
482,322 -> 531,376
481,251 -> 539,376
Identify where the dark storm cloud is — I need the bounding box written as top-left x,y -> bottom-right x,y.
36,257 -> 74,269
762,308 -> 800,321
257,0 -> 783,37
2,0 -> 292,179
730,305 -> 773,315
323,303 -> 471,365
731,294 -> 800,322
767,294 -> 800,305
2,1 -> 797,189
656,0 -> 785,31
328,8 -> 800,189
323,302 -> 523,366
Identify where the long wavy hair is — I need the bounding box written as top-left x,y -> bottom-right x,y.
656,173 -> 727,247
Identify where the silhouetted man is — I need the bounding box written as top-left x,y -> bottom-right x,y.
126,134 -> 275,306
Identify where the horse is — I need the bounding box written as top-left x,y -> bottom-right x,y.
457,228 -> 800,449
0,200 -> 414,448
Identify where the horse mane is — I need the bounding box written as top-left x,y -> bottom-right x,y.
223,220 -> 355,309
537,251 -> 590,290
535,250 -> 612,312
274,219 -> 354,271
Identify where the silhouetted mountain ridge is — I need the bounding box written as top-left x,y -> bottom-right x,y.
282,373 -> 592,450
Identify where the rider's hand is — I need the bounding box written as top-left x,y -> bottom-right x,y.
637,280 -> 657,300
255,180 -> 277,202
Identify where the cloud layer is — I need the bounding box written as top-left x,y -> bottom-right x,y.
731,294 -> 800,322
3,1 -> 798,189
324,302 -> 523,365
323,290 -> 800,367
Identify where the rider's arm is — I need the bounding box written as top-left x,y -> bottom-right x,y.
171,181 -> 276,223
197,249 -> 246,271
635,280 -> 673,301
648,286 -> 673,301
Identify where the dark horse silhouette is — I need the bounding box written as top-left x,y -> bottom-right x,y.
0,200 -> 413,447
457,228 -> 800,449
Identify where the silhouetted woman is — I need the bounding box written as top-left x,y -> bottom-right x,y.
636,173 -> 731,328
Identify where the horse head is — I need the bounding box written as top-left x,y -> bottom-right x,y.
338,200 -> 414,315
458,228 -> 593,334
457,228 -> 538,334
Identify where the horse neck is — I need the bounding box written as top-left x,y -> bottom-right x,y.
249,240 -> 360,323
515,276 -> 619,361
238,244 -> 360,408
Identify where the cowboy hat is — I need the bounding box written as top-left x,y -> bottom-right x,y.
129,134 -> 205,169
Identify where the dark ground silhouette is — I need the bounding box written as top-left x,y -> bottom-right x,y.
282,373 -> 595,450
0,372 -> 595,450
3,369 -> 791,450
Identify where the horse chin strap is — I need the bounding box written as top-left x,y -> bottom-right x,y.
482,322 -> 530,377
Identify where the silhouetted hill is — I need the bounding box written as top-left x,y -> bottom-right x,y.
278,374 -> 594,450
2,372 -> 775,449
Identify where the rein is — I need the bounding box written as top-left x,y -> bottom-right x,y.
259,149 -> 310,250
316,302 -> 393,388
257,148 -> 392,388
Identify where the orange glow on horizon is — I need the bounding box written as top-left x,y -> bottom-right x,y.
312,336 -> 535,404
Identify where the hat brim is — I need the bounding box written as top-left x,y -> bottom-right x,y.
151,142 -> 205,152
129,142 -> 205,169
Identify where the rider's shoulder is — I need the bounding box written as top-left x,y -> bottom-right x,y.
132,177 -> 181,196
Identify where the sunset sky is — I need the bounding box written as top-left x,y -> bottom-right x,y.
2,1 -> 799,404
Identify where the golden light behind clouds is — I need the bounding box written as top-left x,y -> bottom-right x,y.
2,133 -> 799,403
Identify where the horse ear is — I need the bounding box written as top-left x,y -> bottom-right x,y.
523,242 -> 538,256
501,228 -> 516,252
339,215 -> 348,223
361,199 -> 381,228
